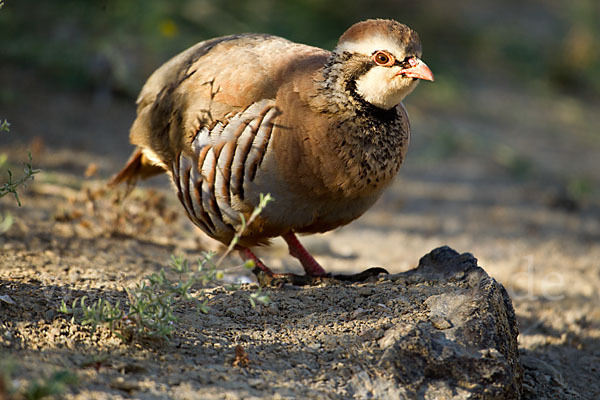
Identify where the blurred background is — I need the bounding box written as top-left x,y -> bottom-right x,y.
1,0 -> 598,200
1,0 -> 599,273
2,0 -> 600,95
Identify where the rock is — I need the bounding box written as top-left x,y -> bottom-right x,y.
186,245 -> 522,399
377,246 -> 523,399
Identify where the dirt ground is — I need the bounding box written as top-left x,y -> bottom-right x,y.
1,65 -> 599,399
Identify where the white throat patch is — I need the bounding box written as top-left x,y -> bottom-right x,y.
355,67 -> 419,110
336,35 -> 417,109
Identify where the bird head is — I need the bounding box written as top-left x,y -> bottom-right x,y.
333,19 -> 434,110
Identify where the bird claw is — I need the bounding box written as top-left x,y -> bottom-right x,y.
252,267 -> 389,287
332,267 -> 389,282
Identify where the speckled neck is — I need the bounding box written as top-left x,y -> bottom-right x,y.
314,53 -> 410,193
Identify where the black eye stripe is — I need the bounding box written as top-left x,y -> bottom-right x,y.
389,57 -> 414,68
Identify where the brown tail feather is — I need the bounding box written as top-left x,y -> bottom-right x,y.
109,149 -> 165,193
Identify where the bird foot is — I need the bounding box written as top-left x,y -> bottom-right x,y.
252,267 -> 389,287
331,267 -> 390,283
240,244 -> 388,287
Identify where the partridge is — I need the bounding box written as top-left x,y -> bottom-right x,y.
111,19 -> 434,285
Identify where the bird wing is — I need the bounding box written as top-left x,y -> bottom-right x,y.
171,98 -> 281,240
129,34 -> 328,167
127,34 -> 329,243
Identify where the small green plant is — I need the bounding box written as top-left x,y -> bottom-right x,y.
567,176 -> 594,202
60,193 -> 273,342
0,357 -> 77,400
1,152 -> 40,206
493,143 -> 533,180
23,370 -> 78,400
1,121 -> 41,207
0,357 -> 14,399
248,287 -> 270,308
1,120 -> 40,234
215,193 -> 273,266
60,251 -> 234,341
0,212 -> 13,233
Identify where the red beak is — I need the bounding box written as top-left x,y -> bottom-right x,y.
399,58 -> 434,81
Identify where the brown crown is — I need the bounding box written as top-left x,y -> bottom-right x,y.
337,19 -> 422,56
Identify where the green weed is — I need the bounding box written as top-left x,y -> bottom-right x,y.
1,152 -> 41,207
60,193 -> 273,342
23,371 -> 78,400
0,212 -> 13,233
1,120 -> 40,207
0,357 -> 78,400
1,120 -> 41,235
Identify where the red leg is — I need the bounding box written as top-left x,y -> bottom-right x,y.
239,247 -> 274,276
281,231 -> 328,277
241,236 -> 384,286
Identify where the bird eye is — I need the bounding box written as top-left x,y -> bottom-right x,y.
372,51 -> 394,67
